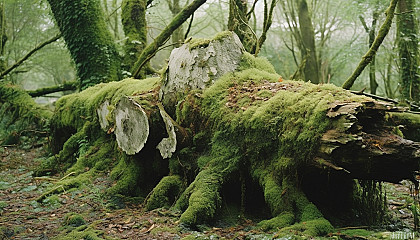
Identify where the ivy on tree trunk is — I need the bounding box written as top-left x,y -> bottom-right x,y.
48,0 -> 122,89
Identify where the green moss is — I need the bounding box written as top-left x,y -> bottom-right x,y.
53,226 -> 106,240
107,154 -> 142,196
188,38 -> 211,50
52,77 -> 159,133
145,175 -> 184,210
239,52 -> 277,74
188,31 -> 234,51
257,212 -> 295,231
172,53 -> 372,229
340,229 -> 374,237
387,112 -> 420,141
0,83 -> 52,143
63,212 -> 86,227
121,0 -> 147,76
48,0 -> 122,89
175,133 -> 242,226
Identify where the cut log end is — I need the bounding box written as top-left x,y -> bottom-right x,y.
115,97 -> 149,155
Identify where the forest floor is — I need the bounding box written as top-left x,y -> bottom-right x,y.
0,144 -> 419,240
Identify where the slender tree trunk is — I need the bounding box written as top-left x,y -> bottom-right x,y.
342,0 -> 398,90
297,0 -> 319,84
48,0 -> 122,89
397,0 -> 419,102
369,5 -> 379,94
228,0 -> 256,53
0,2 -> 6,73
122,0 -> 147,77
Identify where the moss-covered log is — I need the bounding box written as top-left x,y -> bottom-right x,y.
40,32 -> 420,236
0,83 -> 52,145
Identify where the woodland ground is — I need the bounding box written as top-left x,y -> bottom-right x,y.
0,142 -> 418,240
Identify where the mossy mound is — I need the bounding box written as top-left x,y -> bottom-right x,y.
0,82 -> 52,145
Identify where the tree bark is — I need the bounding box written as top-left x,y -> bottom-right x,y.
121,0 -> 147,77
397,0 -> 419,102
0,2 -> 6,73
228,0 -> 256,53
297,0 -> 320,84
167,0 -> 185,48
47,0 -> 122,89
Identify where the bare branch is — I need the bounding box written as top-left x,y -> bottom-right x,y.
0,33 -> 62,79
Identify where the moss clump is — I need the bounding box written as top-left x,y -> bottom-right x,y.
257,212 -> 295,231
146,175 -> 184,210
387,112 -> 420,141
53,225 -> 106,240
63,213 -> 86,227
188,38 -> 211,50
239,52 -> 277,74
188,31 -> 234,50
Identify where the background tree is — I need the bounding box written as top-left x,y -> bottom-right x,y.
0,2 -> 6,73
359,0 -> 381,94
397,0 -> 419,103
121,0 -> 147,76
47,0 -> 122,89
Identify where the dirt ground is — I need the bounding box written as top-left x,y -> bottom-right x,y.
0,145 -> 418,240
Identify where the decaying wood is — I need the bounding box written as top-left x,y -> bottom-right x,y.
316,100 -> 420,183
160,32 -> 244,108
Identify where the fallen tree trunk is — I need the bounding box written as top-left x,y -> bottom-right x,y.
39,31 -> 420,236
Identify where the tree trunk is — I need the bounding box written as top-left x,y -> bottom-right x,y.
0,2 -> 6,73
37,32 -> 420,234
121,0 -> 147,77
47,0 -> 122,89
397,0 -> 419,102
297,0 -> 319,84
228,0 -> 256,53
